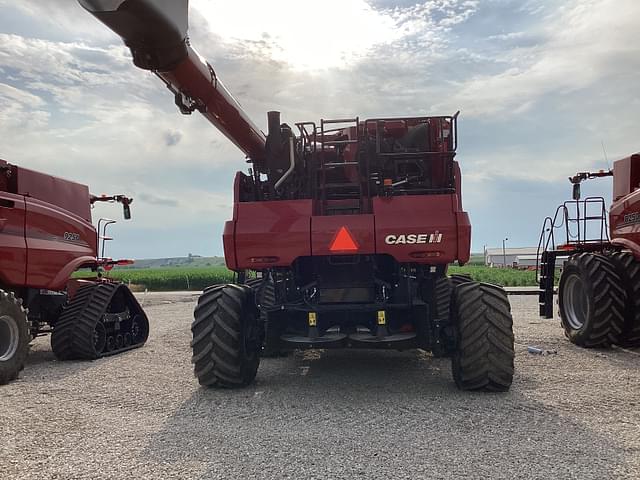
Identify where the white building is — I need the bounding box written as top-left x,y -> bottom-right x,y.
485,247 -> 540,268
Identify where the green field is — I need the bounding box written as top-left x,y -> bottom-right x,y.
107,266 -> 233,291
448,265 -> 540,287
106,264 -> 543,290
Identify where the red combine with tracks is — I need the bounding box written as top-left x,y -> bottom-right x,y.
538,153 -> 640,347
81,0 -> 515,391
0,160 -> 148,384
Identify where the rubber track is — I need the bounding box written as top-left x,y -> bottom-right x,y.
452,282 -> 514,392
0,290 -> 30,385
51,283 -> 147,360
191,284 -> 259,387
607,252 -> 640,346
560,253 -> 625,347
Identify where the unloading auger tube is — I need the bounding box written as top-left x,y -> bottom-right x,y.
79,0 -> 267,167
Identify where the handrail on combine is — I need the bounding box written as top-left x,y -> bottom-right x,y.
535,197 -> 609,279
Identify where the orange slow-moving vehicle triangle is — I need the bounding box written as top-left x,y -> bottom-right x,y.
329,226 -> 359,252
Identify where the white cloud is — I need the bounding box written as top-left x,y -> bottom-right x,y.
442,0 -> 640,116
191,0 -> 478,70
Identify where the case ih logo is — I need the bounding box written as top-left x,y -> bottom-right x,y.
385,233 -> 443,245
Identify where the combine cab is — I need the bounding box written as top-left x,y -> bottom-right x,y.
538,153 -> 640,347
81,0 -> 515,391
0,160 -> 148,384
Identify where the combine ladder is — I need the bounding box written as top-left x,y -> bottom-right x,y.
318,118 -> 362,215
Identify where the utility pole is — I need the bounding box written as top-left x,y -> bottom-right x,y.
502,237 -> 509,268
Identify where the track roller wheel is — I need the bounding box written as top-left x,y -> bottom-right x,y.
606,252 -> 640,347
191,284 -> 260,388
0,290 -> 30,385
558,253 -> 625,347
451,281 -> 514,392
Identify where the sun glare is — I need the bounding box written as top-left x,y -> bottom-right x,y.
192,0 -> 400,70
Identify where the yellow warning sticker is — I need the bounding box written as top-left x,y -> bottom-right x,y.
308,312 -> 317,326
377,311 -> 386,325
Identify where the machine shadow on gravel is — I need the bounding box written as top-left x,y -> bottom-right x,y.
139,349 -> 631,479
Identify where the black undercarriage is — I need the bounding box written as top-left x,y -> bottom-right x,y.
246,254 -> 454,355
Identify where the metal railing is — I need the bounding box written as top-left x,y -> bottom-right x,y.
536,197 -> 609,275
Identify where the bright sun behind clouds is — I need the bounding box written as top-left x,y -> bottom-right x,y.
192,0 -> 401,70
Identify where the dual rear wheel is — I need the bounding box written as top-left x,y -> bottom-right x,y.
559,251 -> 640,347
191,279 -> 515,392
450,281 -> 515,392
191,284 -> 261,387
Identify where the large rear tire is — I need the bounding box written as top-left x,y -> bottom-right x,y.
558,253 -> 625,347
451,282 -> 514,392
191,284 -> 260,388
607,252 -> 640,347
0,290 -> 30,385
449,273 -> 473,288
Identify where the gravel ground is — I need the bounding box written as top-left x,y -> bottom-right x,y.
1,293 -> 639,479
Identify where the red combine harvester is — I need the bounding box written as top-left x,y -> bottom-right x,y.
538,153 -> 640,347
81,0 -> 515,391
0,160 -> 149,384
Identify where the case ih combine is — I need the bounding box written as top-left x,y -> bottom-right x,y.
538,153 -> 640,348
0,160 -> 149,385
81,0 -> 515,391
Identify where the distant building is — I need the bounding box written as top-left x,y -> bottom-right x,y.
485,247 -> 540,268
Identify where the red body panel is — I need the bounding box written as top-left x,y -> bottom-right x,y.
0,192 -> 27,286
0,161 -> 98,291
312,214 -> 375,256
374,196 -> 461,264
16,165 -> 92,222
24,196 -> 97,290
610,154 -> 640,257
230,200 -> 313,269
227,193 -> 472,270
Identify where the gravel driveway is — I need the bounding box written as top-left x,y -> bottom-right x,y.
1,294 -> 639,479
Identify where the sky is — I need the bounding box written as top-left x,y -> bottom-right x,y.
0,0 -> 638,259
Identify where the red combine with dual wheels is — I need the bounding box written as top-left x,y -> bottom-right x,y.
0,160 -> 149,384
81,0 -> 515,391
538,153 -> 640,347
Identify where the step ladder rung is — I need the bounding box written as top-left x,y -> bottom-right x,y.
323,140 -> 359,146
322,118 -> 358,124
323,162 -> 359,167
